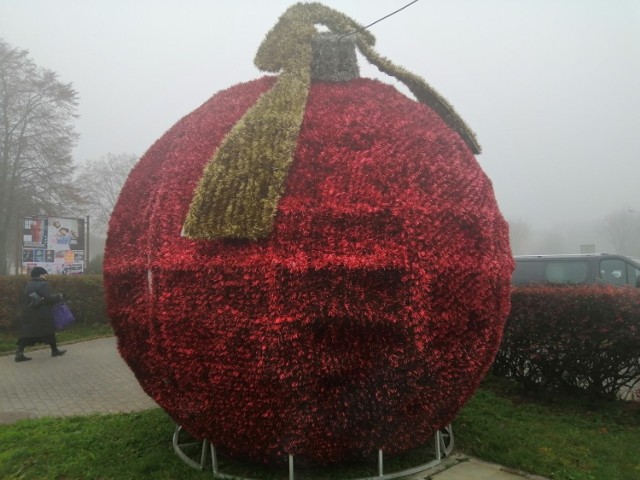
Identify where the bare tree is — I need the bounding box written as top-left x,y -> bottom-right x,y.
0,39 -> 81,273
74,153 -> 137,234
603,209 -> 640,256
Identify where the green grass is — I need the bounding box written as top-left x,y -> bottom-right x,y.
1,384 -> 638,480
0,409 -> 441,480
0,410 -> 208,480
0,323 -> 113,355
455,378 -> 640,480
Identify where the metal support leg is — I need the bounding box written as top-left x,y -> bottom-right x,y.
200,439 -> 209,469
439,425 -> 455,457
435,430 -> 442,461
378,449 -> 384,476
173,424 -> 206,471
289,454 -> 295,480
211,445 -> 218,474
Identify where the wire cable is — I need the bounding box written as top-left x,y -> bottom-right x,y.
339,0 -> 421,39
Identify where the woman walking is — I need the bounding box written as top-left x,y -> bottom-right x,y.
15,267 -> 67,362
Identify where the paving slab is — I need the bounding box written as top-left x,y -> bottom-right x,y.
0,336 -> 156,424
416,454 -> 550,479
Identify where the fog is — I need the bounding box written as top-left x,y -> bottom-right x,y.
2,0 -> 639,253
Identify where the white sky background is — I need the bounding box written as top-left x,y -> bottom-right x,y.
1,0 -> 639,232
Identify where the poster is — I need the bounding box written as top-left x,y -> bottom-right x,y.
21,216 -> 86,275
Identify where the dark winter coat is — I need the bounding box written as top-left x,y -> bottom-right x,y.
20,278 -> 62,339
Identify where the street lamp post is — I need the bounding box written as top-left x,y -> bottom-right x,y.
628,210 -> 640,257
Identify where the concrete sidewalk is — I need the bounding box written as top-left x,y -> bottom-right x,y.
0,337 -> 548,479
405,454 -> 549,480
0,336 -> 156,424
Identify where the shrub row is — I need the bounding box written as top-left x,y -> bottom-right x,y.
0,275 -> 108,332
493,285 -> 640,400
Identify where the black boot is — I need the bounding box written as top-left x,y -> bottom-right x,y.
15,348 -> 32,362
51,344 -> 67,357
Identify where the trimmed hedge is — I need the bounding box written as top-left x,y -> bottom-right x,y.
0,275 -> 108,332
493,285 -> 640,400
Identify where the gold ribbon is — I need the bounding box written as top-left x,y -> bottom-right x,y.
183,2 -> 479,241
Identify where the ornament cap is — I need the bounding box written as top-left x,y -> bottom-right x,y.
310,32 -> 360,82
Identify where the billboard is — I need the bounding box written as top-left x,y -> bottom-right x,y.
21,216 -> 86,275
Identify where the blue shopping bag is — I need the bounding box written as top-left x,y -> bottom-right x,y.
53,303 -> 75,330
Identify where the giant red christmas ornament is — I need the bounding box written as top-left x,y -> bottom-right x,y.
105,3 -> 513,466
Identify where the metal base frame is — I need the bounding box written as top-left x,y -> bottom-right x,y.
173,424 -> 454,480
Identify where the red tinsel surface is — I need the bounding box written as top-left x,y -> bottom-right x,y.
104,76 -> 513,465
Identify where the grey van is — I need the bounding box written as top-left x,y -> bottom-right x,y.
513,254 -> 640,288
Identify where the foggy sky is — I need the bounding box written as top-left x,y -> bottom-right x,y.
2,0 -> 639,232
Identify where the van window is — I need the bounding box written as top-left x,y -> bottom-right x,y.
628,263 -> 640,287
544,261 -> 588,284
513,255 -> 640,287
599,259 -> 627,286
512,261 -> 545,284
598,258 -> 640,287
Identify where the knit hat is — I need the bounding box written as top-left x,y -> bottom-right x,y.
30,267 -> 48,278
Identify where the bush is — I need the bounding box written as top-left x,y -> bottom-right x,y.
493,285 -> 640,400
87,254 -> 104,274
0,274 -> 108,332
0,276 -> 26,332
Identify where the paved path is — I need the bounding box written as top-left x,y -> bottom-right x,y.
0,337 -> 547,479
0,336 -> 156,424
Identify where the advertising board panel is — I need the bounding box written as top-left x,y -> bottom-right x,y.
21,216 -> 86,275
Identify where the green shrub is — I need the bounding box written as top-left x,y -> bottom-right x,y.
493,285 -> 640,400
87,254 -> 104,274
0,276 -> 25,332
0,274 -> 108,332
